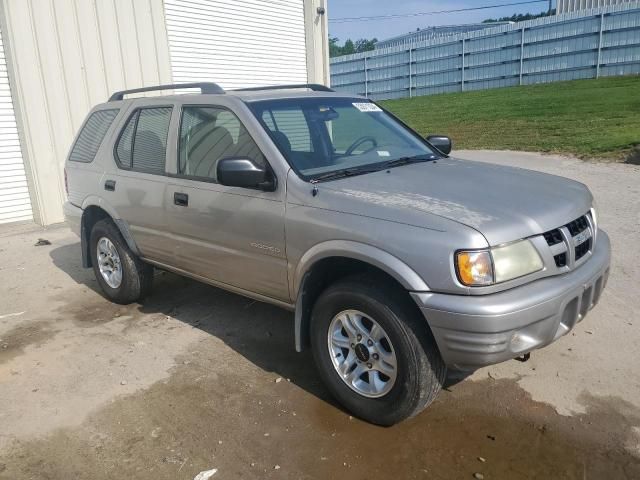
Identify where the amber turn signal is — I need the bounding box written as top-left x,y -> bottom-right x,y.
456,250 -> 494,286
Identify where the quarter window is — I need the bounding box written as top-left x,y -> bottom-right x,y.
179,106 -> 264,181
115,107 -> 172,173
69,109 -> 119,163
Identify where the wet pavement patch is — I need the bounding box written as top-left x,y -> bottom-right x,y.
54,295 -> 129,327
1,343 -> 638,480
0,322 -> 56,365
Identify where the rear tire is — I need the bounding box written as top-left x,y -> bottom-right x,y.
310,275 -> 446,426
89,218 -> 153,304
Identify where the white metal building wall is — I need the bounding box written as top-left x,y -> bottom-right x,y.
0,0 -> 172,225
164,0 -> 309,88
0,24 -> 31,224
0,0 -> 327,226
557,0 -> 633,13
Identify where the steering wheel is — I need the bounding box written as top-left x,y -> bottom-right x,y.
345,136 -> 378,156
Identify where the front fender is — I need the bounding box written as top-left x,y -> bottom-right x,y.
292,240 -> 430,299
292,241 -> 430,352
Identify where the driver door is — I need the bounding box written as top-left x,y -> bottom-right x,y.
165,105 -> 289,302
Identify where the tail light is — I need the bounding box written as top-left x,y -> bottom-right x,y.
64,168 -> 69,197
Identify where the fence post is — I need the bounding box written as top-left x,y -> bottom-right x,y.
408,48 -> 413,98
519,26 -> 525,85
596,12 -> 604,79
364,56 -> 368,97
461,38 -> 465,92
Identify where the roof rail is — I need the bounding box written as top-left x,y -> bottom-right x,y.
108,82 -> 225,101
233,83 -> 334,93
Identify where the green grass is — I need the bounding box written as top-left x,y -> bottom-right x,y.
380,76 -> 640,160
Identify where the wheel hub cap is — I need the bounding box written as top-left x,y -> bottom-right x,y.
354,343 -> 370,362
327,309 -> 398,398
97,237 -> 122,289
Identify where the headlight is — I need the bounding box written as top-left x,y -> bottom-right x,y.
492,240 -> 543,283
456,240 -> 543,286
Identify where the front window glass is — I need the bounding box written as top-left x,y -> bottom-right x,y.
179,106 -> 264,181
249,98 -> 437,180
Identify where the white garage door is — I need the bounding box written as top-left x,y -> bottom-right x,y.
0,27 -> 32,224
164,0 -> 308,89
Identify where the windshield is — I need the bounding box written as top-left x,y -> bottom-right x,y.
248,98 -> 438,181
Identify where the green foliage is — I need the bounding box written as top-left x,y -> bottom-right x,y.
343,39 -> 355,55
329,36 -> 378,58
482,9 -> 555,23
380,77 -> 640,160
329,36 -> 342,58
354,38 -> 378,53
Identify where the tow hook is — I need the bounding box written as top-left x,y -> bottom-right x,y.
514,352 -> 531,363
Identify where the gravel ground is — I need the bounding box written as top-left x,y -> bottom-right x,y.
0,150 -> 639,479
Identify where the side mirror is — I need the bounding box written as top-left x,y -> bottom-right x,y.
217,158 -> 275,191
426,135 -> 452,155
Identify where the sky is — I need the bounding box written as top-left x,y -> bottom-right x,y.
328,0 -> 554,42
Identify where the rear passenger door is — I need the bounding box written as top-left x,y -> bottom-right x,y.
107,105 -> 175,262
166,105 -> 289,302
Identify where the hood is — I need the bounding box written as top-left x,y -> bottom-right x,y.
311,158 -> 592,246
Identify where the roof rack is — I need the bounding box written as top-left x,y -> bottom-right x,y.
233,83 -> 334,93
108,82 -> 225,101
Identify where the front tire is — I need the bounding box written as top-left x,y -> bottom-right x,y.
89,218 -> 153,304
310,276 -> 446,426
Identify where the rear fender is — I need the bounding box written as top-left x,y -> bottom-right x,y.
80,196 -> 140,267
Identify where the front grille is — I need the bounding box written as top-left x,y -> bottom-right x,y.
541,213 -> 593,270
544,229 -> 563,246
554,252 -> 567,267
566,216 -> 589,236
575,238 -> 591,261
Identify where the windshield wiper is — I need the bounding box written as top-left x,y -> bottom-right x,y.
382,154 -> 437,169
310,165 -> 384,183
309,154 -> 437,183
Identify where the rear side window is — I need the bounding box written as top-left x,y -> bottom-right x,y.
115,107 -> 172,174
69,109 -> 119,163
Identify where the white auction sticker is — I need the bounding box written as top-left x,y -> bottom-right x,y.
352,102 -> 382,112
377,150 -> 390,157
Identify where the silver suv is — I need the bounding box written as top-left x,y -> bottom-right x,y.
64,82 -> 611,425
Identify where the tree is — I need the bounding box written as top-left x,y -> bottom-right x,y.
329,36 -> 342,58
342,39 -> 355,55
328,36 -> 377,57
482,9 -> 555,23
355,38 -> 378,53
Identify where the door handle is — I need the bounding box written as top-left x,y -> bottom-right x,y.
174,192 -> 189,207
104,180 -> 116,191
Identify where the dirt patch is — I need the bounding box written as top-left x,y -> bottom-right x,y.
1,344 -> 638,480
625,145 -> 640,165
0,322 -> 56,365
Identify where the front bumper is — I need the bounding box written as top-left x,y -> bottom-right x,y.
413,230 -> 611,371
